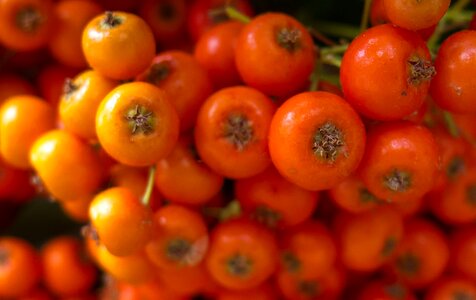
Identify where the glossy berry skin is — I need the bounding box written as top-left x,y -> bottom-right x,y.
206,219 -> 278,290
89,187 -> 154,257
425,276 -> 476,300
450,226 -> 476,282
430,30 -> 476,113
269,91 -> 366,191
235,12 -> 315,98
341,24 -> 434,120
82,11 -> 155,80
358,121 -> 440,203
384,0 -> 450,31
0,237 -> 41,298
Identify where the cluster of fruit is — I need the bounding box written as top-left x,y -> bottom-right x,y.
1,0 -> 476,299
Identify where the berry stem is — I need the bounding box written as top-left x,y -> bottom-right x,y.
219,200 -> 241,221
314,21 -> 360,39
443,111 -> 460,138
225,6 -> 250,23
320,44 -> 348,56
308,62 -> 320,92
141,165 -> 157,206
321,54 -> 342,68
451,0 -> 471,13
360,0 -> 372,32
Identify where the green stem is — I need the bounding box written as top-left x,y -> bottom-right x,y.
451,0 -> 471,13
360,0 -> 373,32
141,165 -> 157,206
321,55 -> 342,68
314,21 -> 361,39
309,62 -> 320,92
443,111 -> 460,137
225,6 -> 251,23
320,44 -> 348,56
219,200 -> 241,221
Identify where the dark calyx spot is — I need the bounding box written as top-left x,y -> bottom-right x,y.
226,253 -> 252,277
381,237 -> 398,257
396,252 -> 421,276
125,104 -> 155,135
101,11 -> 124,29
81,224 -> 100,245
384,283 -> 407,300
312,122 -> 345,163
158,2 -> 176,21
407,56 -> 436,85
282,251 -> 301,273
447,156 -> 466,180
453,291 -> 475,300
16,6 -> 42,33
466,184 -> 476,206
145,61 -> 171,86
277,27 -> 302,52
166,239 -> 191,262
62,78 -> 79,100
223,114 -> 253,151
297,280 -> 320,298
253,206 -> 281,228
384,169 -> 411,193
359,188 -> 380,203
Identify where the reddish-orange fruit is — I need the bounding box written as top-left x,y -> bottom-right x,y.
42,236 -> 97,297
60,195 -> 92,223
384,0 -> 450,31
155,135 -> 223,206
338,206 -> 404,272
59,70 -> 118,140
206,219 -> 278,290
96,82 -> 180,167
269,91 -> 366,191
358,121 -> 440,203
425,276 -> 476,300
158,263 -> 219,297
388,218 -> 449,289
0,157 -> 35,203
145,205 -> 208,270
0,95 -> 56,169
218,282 -> 277,300
82,11 -> 155,80
0,0 -> 56,51
194,86 -> 276,179
235,166 -> 319,228
358,280 -> 417,300
341,24 -> 434,120
29,130 -> 105,202
89,187 -> 154,257
136,50 -> 213,133
36,64 -> 79,109
49,0 -> 103,68
279,221 -> 336,280
450,226 -> 476,282
235,12 -> 315,98
194,21 -> 244,89
0,237 -> 42,298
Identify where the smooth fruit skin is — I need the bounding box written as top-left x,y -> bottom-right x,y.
0,237 -> 41,298
358,121 -> 440,203
0,95 -> 55,169
194,86 -> 276,179
29,130 -> 105,202
136,50 -> 214,133
268,91 -> 366,191
430,30 -> 476,113
235,12 -> 315,98
96,82 -> 180,167
48,0 -> 103,68
194,21 -> 244,89
235,166 -> 319,228
425,276 -> 476,300
41,236 -> 97,297
328,175 -> 381,214
388,218 -> 449,289
384,0 -> 450,31
450,226 -> 476,282
89,187 -> 154,257
206,219 -> 278,290
59,70 -> 118,140
0,0 -> 56,51
358,280 -> 417,300
155,135 -> 224,206
82,11 -> 155,80
0,74 -> 36,103
340,24 -> 433,120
